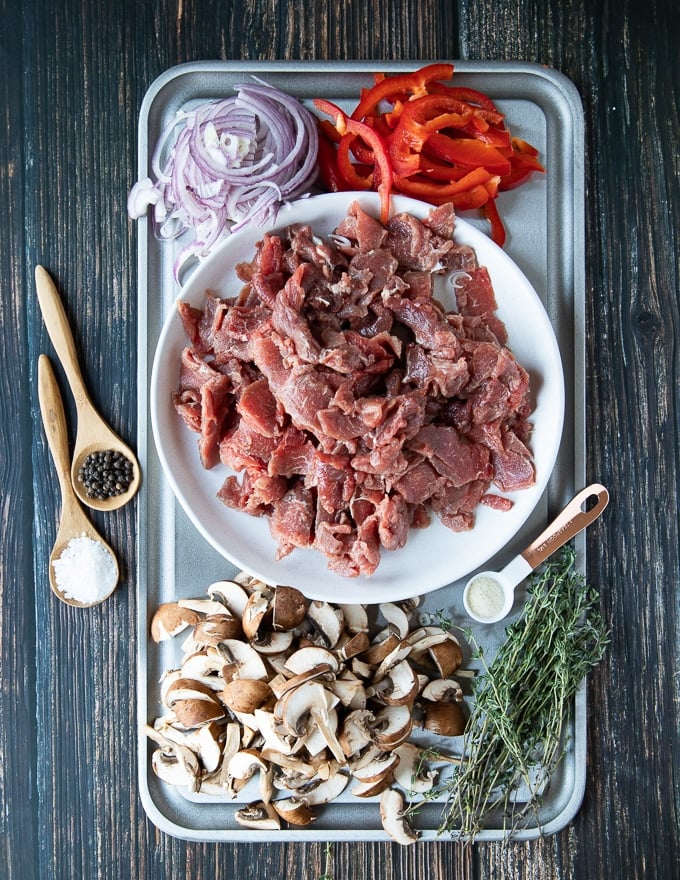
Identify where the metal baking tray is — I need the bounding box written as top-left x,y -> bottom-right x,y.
135,60 -> 585,842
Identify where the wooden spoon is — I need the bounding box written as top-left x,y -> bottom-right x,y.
38,354 -> 119,607
35,265 -> 140,511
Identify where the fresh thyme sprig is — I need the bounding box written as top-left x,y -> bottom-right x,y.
438,545 -> 610,842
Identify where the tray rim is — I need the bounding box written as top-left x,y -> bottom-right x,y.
135,58 -> 586,843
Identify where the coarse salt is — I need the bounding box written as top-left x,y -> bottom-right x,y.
52,533 -> 117,604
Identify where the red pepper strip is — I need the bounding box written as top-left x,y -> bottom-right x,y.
463,120 -> 513,150
337,134 -> 373,189
426,131 -> 512,175
483,198 -> 506,247
426,82 -> 505,124
313,98 -> 393,223
350,63 -> 454,121
393,166 -> 495,200
318,118 -> 342,144
316,129 -> 352,193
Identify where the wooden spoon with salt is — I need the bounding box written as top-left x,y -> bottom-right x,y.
35,265 -> 140,511
38,354 -> 119,607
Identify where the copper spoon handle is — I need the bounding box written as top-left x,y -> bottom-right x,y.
521,484 -> 609,570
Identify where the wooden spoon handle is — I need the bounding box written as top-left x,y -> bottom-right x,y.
521,483 -> 609,569
37,354 -> 73,495
35,266 -> 91,409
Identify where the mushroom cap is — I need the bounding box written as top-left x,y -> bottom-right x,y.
422,700 -> 467,737
272,586 -> 309,631
234,800 -> 281,830
150,603 -> 201,642
272,796 -> 316,826
222,678 -> 274,714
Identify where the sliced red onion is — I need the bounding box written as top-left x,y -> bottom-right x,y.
128,82 -> 319,282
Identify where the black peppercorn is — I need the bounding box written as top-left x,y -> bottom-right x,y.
77,449 -> 134,499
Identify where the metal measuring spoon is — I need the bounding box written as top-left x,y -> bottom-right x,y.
463,484 -> 609,624
38,354 -> 119,607
35,265 -> 140,511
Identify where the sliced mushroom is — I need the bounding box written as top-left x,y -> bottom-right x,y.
284,645 -> 340,677
242,590 -> 272,640
379,602 -> 411,639
367,659 -> 419,707
177,597 -> 227,616
336,630 -> 371,661
421,677 -> 463,703
253,709 -> 296,756
217,639 -> 268,680
226,749 -> 273,802
272,796 -> 316,826
150,603 -> 201,642
306,601 -> 344,649
234,800 -> 281,830
208,580 -> 250,619
338,708 -> 375,758
275,682 -> 344,763
393,742 -> 438,795
296,771 -> 349,805
352,774 -> 395,798
360,632 -> 401,666
428,636 -> 463,678
351,749 -> 400,784
222,678 -> 273,715
371,704 -> 413,750
192,613 -> 243,646
380,788 -> 418,845
151,747 -> 202,792
272,586 -> 309,631
329,671 -> 367,709
338,603 -> 369,634
251,629 -> 295,655
422,700 -> 467,737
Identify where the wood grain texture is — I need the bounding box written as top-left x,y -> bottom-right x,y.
1,0 -> 677,878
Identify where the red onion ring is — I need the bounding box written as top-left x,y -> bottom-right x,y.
128,81 -> 319,281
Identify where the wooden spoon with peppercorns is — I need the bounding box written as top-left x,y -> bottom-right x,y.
35,266 -> 141,511
37,354 -> 119,606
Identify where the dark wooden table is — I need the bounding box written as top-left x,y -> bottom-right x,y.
2,0 -> 678,877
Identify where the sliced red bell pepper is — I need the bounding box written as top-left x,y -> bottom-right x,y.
426,132 -> 512,176
316,128 -> 351,193
483,197 -> 506,247
313,98 -> 393,223
350,63 -> 455,121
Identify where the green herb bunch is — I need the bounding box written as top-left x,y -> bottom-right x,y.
439,545 -> 609,842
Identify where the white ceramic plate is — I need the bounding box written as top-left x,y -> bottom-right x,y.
150,192 -> 564,603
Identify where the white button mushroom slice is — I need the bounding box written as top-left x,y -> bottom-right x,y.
253,709 -> 296,756
272,585 -> 309,631
272,796 -> 316,826
234,800 -> 281,830
216,722 -> 242,788
351,775 -> 394,798
420,678 -> 464,703
351,749 -> 400,784
250,629 -> 295,656
306,601 -> 344,649
189,721 -> 224,773
226,749 -> 273,802
366,659 -> 419,707
350,657 -> 374,680
222,678 -> 273,715
371,704 -> 413,750
371,642 -> 413,685
337,603 -> 369,634
275,682 -> 344,763
151,748 -> 202,792
301,706 -> 341,758
380,788 -> 418,845
217,639 -> 269,680
329,671 -> 367,709
192,613 -> 244,646
177,597 -> 229,616
284,646 -> 340,677
338,708 -> 375,758
180,648 -> 229,682
360,632 -> 402,666
296,771 -> 349,805
273,664 -> 335,699
393,742 -> 438,795
378,602 -> 411,639
150,603 -> 201,642
335,630 -> 371,661
241,590 -> 272,641
207,580 -> 250,619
